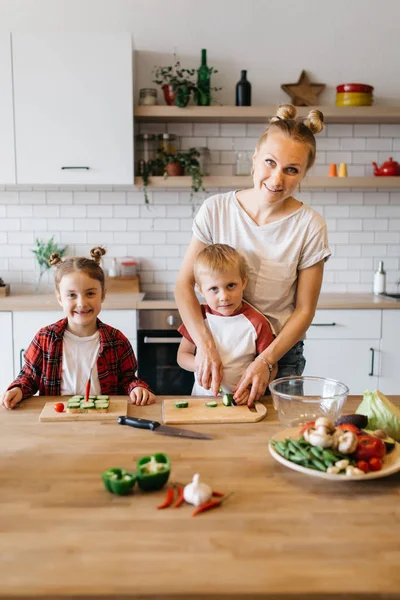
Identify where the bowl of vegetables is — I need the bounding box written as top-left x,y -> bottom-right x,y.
269,376 -> 349,428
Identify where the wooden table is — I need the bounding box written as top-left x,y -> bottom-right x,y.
1,396 -> 400,600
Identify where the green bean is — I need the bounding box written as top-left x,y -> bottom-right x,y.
288,439 -> 310,459
311,458 -> 327,471
322,449 -> 337,462
310,447 -> 323,459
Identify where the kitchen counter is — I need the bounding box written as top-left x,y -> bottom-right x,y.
1,395 -> 400,599
0,288 -> 399,311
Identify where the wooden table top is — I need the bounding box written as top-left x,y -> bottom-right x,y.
1,395 -> 400,600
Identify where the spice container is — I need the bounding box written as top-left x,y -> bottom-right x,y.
373,261 -> 386,295
197,147 -> 211,175
139,88 -> 158,105
236,151 -> 251,175
120,258 -> 137,276
158,133 -> 177,155
135,134 -> 157,176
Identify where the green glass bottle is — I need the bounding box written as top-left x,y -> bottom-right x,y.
197,48 -> 211,106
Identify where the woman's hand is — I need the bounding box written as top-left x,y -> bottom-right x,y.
1,387 -> 23,410
130,387 -> 156,406
195,343 -> 223,397
233,358 -> 274,406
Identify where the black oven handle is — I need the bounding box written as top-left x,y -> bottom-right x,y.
144,337 -> 182,344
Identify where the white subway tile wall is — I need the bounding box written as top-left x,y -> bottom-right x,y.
1,122 -> 400,296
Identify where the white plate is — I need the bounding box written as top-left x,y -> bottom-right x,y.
269,427 -> 400,481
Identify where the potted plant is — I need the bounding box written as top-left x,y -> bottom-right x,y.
153,58 -> 196,108
140,148 -> 205,203
31,236 -> 67,292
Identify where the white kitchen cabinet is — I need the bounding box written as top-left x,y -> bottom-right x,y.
12,33 -> 133,185
0,34 -> 16,184
0,312 -> 14,393
378,310 -> 400,394
12,311 -> 64,376
303,310 -> 381,394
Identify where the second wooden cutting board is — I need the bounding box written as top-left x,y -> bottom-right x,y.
162,397 -> 267,424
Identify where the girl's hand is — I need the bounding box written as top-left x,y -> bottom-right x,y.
233,358 -> 275,406
130,387 -> 156,406
195,343 -> 223,397
1,387 -> 23,410
232,387 -> 251,405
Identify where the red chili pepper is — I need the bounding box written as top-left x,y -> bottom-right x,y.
212,490 -> 224,497
174,486 -> 184,508
157,488 -> 175,509
192,499 -> 223,517
85,378 -> 90,403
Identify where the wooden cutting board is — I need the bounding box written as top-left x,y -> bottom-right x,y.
39,399 -> 128,422
162,397 -> 267,424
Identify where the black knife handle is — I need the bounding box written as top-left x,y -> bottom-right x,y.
118,416 -> 160,430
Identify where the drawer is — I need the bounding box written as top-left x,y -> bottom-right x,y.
306,309 -> 381,340
99,309 -> 137,339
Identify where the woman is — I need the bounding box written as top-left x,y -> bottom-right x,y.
175,104 -> 331,405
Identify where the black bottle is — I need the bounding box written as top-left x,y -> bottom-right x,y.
236,70 -> 251,106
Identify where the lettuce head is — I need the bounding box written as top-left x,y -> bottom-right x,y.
356,390 -> 400,441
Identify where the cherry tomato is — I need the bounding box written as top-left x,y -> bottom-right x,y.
354,435 -> 386,461
299,421 -> 315,435
356,460 -> 370,474
368,457 -> 383,472
336,423 -> 360,435
54,402 -> 64,413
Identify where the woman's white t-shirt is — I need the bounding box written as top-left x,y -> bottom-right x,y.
61,329 -> 101,396
192,191 -> 331,335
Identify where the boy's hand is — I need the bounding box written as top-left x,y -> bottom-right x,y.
129,387 -> 156,406
1,387 -> 23,410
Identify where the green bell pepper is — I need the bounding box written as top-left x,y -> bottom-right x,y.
101,468 -> 137,496
136,453 -> 171,491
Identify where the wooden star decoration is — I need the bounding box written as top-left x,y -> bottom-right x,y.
281,70 -> 325,106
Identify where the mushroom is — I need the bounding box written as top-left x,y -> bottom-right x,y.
331,428 -> 345,450
307,429 -> 333,448
314,417 -> 336,433
337,431 -> 358,454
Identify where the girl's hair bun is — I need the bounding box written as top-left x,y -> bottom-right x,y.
270,104 -> 297,123
49,253 -> 62,267
303,109 -> 324,134
90,246 -> 106,264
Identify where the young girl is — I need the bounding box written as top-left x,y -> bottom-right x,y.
1,247 -> 155,409
175,104 -> 331,405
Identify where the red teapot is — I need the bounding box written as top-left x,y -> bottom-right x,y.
372,157 -> 400,176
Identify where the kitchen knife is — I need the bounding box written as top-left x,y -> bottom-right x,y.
118,416 -> 213,440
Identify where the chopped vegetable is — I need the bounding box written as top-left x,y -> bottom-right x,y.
222,394 -> 234,406
356,390 -> 400,441
205,401 -> 218,408
174,401 -> 189,408
354,435 -> 386,461
136,453 -> 171,491
101,468 -> 136,495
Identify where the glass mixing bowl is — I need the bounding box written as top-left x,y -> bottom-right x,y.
269,376 -> 349,428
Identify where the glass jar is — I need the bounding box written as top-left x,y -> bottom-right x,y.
135,134 -> 157,176
139,88 -> 158,106
197,147 -> 211,176
235,151 -> 252,176
158,133 -> 177,155
120,258 -> 137,276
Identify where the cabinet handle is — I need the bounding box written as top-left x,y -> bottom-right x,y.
143,337 -> 181,344
61,166 -> 90,170
310,322 -> 336,327
369,347 -> 375,377
19,348 -> 25,370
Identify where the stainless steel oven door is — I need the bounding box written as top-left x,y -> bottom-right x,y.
137,329 -> 194,395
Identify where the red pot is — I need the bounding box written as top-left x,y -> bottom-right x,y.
166,162 -> 184,176
372,157 -> 400,176
162,84 -> 176,106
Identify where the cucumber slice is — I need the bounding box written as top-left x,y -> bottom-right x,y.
174,401 -> 189,408
205,401 -> 218,407
67,401 -> 81,408
80,401 -> 95,409
222,394 -> 234,406
95,402 -> 109,409
96,395 -> 109,401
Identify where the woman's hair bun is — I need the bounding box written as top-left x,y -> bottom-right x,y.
49,253 -> 62,267
270,104 -> 297,123
303,109 -> 324,134
90,246 -> 106,264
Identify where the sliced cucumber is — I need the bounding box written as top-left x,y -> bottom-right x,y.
95,402 -> 109,409
67,401 -> 81,408
96,395 -> 109,401
80,401 -> 95,409
205,401 -> 218,408
222,394 -> 234,406
174,401 -> 189,408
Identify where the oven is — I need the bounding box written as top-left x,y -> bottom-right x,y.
136,310 -> 194,395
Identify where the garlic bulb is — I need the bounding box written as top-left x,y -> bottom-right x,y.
183,473 -> 212,507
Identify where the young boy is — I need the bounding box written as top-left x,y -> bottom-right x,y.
177,244 -> 276,404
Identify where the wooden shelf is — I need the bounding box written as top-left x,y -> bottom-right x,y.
134,176 -> 400,190
135,105 -> 400,124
